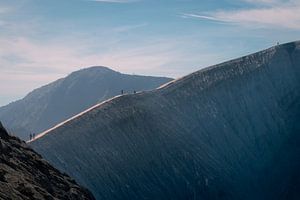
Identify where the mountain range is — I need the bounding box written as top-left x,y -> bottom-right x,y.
0,66 -> 172,140
30,41 -> 300,199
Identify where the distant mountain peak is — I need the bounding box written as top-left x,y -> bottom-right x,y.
67,66 -> 120,79
77,66 -> 118,73
0,68 -> 172,140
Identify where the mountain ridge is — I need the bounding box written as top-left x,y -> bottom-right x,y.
31,41 -> 300,199
32,41 -> 299,142
0,66 -> 172,140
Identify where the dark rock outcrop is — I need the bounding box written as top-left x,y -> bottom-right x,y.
0,66 -> 172,140
0,123 -> 95,200
31,42 -> 300,199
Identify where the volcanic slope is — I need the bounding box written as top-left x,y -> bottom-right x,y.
0,122 -> 95,200
31,41 -> 300,200
0,66 -> 172,140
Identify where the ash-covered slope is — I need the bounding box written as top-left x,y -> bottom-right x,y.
0,66 -> 172,140
0,122 -> 95,200
31,42 -> 300,200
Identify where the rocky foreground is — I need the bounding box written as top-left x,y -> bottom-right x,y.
0,122 -> 95,200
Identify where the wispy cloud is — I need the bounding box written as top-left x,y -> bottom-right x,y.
89,0 -> 138,3
0,36 -> 190,77
112,23 -> 148,33
0,6 -> 11,14
0,5 -> 13,27
183,0 -> 300,30
242,0 -> 281,5
182,14 -> 220,21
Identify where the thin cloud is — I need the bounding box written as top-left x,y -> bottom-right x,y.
242,0 -> 281,5
112,23 -> 148,33
89,0 -> 138,3
0,6 -> 11,14
0,5 -> 13,27
183,1 -> 300,30
182,13 -> 221,21
241,0 -> 298,6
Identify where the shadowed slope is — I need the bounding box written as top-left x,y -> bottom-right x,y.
0,122 -> 95,200
31,42 -> 300,200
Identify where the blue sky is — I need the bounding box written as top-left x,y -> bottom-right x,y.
0,0 -> 299,106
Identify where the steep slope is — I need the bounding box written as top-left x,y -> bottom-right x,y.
0,66 -> 172,140
0,122 -> 95,200
31,41 -> 300,200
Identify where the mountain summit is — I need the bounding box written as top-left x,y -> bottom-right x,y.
31,41 -> 300,199
0,66 -> 172,140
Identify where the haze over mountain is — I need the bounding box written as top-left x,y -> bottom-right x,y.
0,122 -> 95,200
31,41 -> 300,199
0,66 -> 172,140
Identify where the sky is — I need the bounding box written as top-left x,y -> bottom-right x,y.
0,0 -> 299,106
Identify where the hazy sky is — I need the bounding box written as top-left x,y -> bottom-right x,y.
0,0 -> 300,106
